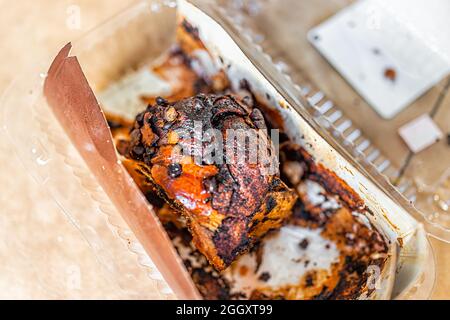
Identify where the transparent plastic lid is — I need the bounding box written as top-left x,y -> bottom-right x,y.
217,0 -> 450,243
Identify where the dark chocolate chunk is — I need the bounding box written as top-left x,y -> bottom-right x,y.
107,119 -> 124,130
299,238 -> 309,250
258,272 -> 271,282
167,163 -> 182,178
305,274 -> 314,287
266,196 -> 277,213
156,96 -> 168,106
135,111 -> 145,125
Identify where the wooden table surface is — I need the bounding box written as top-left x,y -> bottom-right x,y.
0,0 -> 448,299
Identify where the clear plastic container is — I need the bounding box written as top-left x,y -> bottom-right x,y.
1,0 -> 443,299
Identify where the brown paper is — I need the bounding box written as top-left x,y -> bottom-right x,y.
44,43 -> 200,300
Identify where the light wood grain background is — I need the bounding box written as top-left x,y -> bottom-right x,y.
0,0 -> 447,299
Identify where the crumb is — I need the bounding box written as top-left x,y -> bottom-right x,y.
258,272 -> 271,282
384,68 -> 396,82
167,163 -> 182,178
299,238 -> 309,250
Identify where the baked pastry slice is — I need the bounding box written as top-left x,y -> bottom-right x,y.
125,94 -> 297,271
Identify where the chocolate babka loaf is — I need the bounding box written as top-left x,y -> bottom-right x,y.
125,94 -> 297,271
